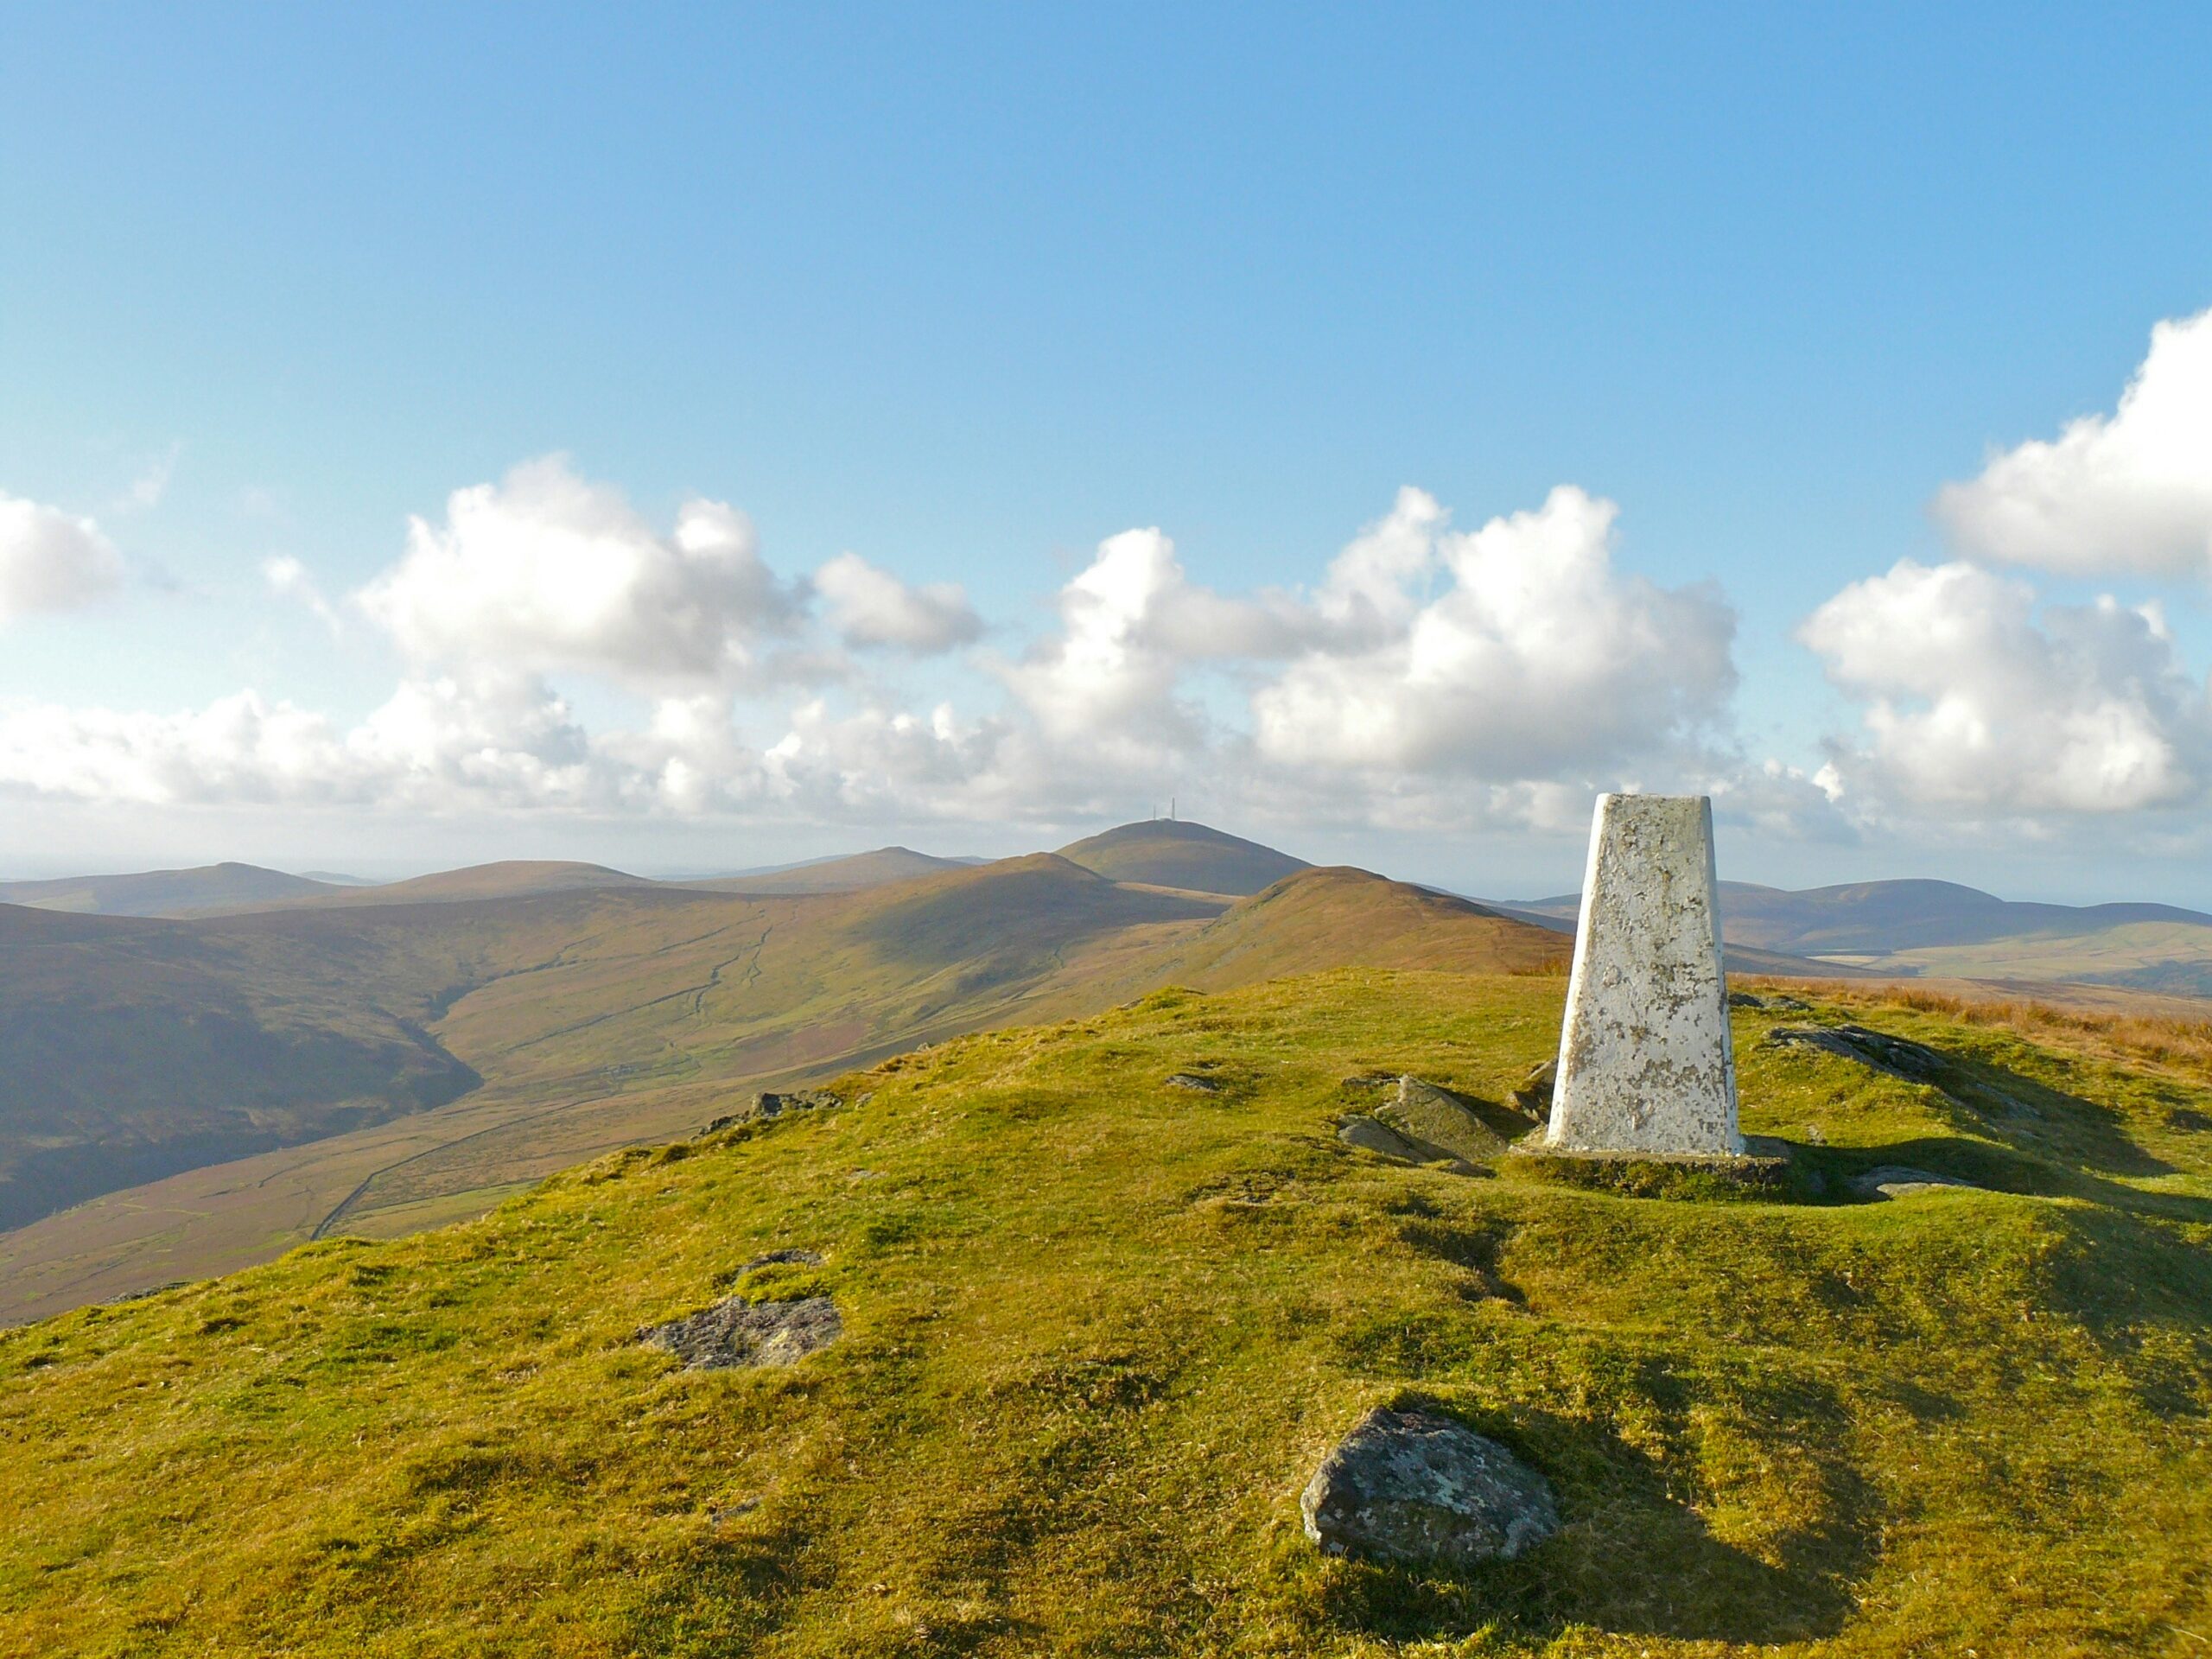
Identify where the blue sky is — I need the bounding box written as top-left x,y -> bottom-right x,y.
3,4 -> 2210,900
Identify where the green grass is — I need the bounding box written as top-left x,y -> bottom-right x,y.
3,970 -> 2209,1656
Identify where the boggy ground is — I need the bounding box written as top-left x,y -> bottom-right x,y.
2,969 -> 2208,1656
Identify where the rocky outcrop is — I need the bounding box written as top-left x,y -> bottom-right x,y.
641,1294 -> 842,1370
1301,1406 -> 1558,1565
1764,1024 -> 1947,1084
700,1090 -> 841,1136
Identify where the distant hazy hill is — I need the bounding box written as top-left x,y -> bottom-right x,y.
688,847 -> 972,894
1057,819 -> 1309,894
296,860 -> 659,906
0,852 -> 1567,1318
1504,877 -> 2212,995
0,861 -> 341,917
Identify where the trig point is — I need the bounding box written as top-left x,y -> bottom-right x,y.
1544,793 -> 1743,1158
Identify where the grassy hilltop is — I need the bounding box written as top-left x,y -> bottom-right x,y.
4,970 -> 2209,1656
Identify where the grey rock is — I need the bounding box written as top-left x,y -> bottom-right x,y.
1764,1024 -> 1947,1085
1381,1077 -> 1513,1166
1507,1058 -> 1556,1116
642,1294 -> 842,1370
1338,1115 -> 1425,1162
1302,1406 -> 1558,1565
700,1088 -> 842,1136
1727,990 -> 1766,1009
1164,1072 -> 1222,1092
1851,1165 -> 1981,1200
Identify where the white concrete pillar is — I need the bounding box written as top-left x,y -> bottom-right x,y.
1545,793 -> 1742,1157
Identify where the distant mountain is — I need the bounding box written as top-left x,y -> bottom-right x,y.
687,847 -> 972,894
1056,819 -> 1309,895
0,861 -> 342,918
1504,877 -> 2212,995
262,860 -> 660,908
0,853 -> 1567,1317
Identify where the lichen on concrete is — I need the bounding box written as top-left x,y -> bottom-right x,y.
1545,793 -> 1742,1157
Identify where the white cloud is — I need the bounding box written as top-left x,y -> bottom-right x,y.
0,491 -> 125,622
1934,308 -> 2212,578
354,455 -> 801,684
263,555 -> 342,631
0,476 -> 1758,839
813,551 -> 982,652
1252,486 -> 1736,777
1802,559 -> 2212,816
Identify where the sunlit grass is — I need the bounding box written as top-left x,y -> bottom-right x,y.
3,970 -> 2207,1656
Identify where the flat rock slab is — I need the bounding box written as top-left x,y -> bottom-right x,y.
1763,1024 -> 1948,1085
642,1294 -> 842,1370
1338,1115 -> 1427,1163
1851,1165 -> 1981,1199
1302,1406 -> 1558,1566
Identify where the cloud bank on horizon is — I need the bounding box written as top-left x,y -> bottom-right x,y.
3,310 -> 2210,855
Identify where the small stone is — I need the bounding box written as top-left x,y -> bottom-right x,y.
1507,1058 -> 1556,1116
641,1294 -> 842,1370
1851,1165 -> 1980,1200
1164,1072 -> 1221,1092
1338,1116 -> 1424,1162
1301,1406 -> 1558,1565
1726,990 -> 1766,1009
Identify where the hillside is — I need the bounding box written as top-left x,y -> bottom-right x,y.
0,904 -> 481,1231
3,972 -> 2206,1654
0,861 -> 341,916
690,846 -> 973,894
271,859 -> 661,907
1058,818 -> 1311,894
0,860 -> 1569,1319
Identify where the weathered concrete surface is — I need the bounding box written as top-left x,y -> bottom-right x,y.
1546,794 -> 1743,1156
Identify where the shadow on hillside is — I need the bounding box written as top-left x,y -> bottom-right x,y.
1834,1134 -> 2212,1226
1926,1047 -> 2177,1181
1321,1393 -> 1875,1647
1754,1014 -> 2198,1185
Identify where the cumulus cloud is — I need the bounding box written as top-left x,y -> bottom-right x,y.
354,456 -> 801,684
1935,308 -> 2212,578
1802,559 -> 2212,816
1253,486 -> 1737,777
0,491 -> 125,622
1,475 -> 1758,836
813,551 -> 982,652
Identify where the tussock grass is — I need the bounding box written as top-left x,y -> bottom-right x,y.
3,969 -> 2208,1656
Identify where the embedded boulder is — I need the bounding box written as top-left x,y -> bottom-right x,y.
1850,1165 -> 1981,1200
641,1294 -> 842,1370
1301,1406 -> 1558,1566
1764,1024 -> 1947,1085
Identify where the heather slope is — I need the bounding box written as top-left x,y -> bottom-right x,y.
3,972 -> 2207,1656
